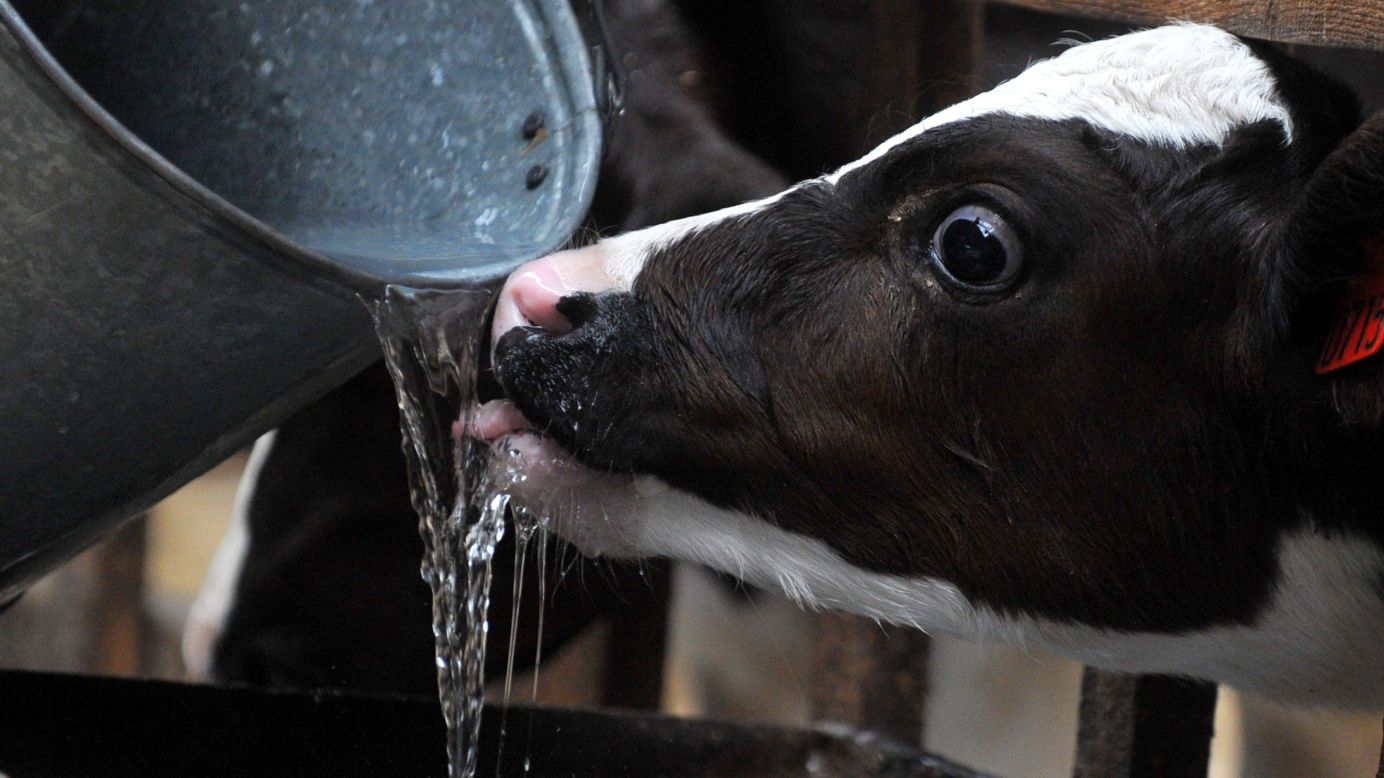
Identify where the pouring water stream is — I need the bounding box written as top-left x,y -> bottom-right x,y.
372,285 -> 548,778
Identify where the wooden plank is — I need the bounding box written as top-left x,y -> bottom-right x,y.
599,562 -> 672,710
990,0 -> 1384,50
918,0 -> 987,115
810,611 -> 931,744
85,517 -> 148,676
856,0 -> 927,149
1072,668 -> 1217,778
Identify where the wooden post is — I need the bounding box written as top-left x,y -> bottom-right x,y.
599,562 -> 672,711
854,0 -> 927,149
766,0 -> 928,166
85,518 -> 148,676
809,612 -> 931,745
1072,668 -> 1217,778
917,0 -> 987,115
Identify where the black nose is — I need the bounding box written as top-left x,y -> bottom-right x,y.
489,290 -> 646,421
492,325 -> 550,371
492,291 -> 606,377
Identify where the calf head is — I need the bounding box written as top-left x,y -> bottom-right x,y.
477,25 -> 1384,699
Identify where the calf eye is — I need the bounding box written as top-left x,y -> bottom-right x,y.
931,205 -> 1022,290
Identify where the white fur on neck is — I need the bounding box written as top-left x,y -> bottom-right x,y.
1029,529 -> 1384,709
617,480 -> 1384,709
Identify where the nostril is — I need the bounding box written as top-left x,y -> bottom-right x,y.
493,247 -> 612,357
555,293 -> 599,330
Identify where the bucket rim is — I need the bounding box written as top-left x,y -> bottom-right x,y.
0,0 -> 602,293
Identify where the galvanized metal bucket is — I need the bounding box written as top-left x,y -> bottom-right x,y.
0,0 -> 601,600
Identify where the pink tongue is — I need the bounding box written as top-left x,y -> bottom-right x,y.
467,400 -> 538,444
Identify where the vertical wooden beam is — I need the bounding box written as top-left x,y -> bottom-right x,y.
599,563 -> 672,711
1073,668 -> 1217,778
917,0 -> 987,115
854,0 -> 926,150
734,0 -> 927,173
84,517 -> 148,676
810,612 -> 931,745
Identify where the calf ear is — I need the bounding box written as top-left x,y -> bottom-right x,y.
1281,111 -> 1384,296
1280,111 -> 1384,423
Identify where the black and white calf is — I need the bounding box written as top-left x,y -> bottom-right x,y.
479,24 -> 1384,709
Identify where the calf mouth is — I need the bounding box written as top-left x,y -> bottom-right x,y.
470,394 -> 582,480
480,321 -> 600,467
466,293 -> 584,465
466,309 -> 651,559
480,290 -> 673,477
465,297 -> 570,466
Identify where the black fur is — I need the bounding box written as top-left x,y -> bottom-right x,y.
495,58 -> 1384,634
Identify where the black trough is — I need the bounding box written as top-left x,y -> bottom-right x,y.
0,670 -> 989,778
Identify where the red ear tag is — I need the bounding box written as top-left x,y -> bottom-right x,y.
1317,235 -> 1384,374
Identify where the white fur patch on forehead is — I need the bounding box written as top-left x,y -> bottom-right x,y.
596,25 -> 1289,291
829,23 -> 1293,182
601,192 -> 786,290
